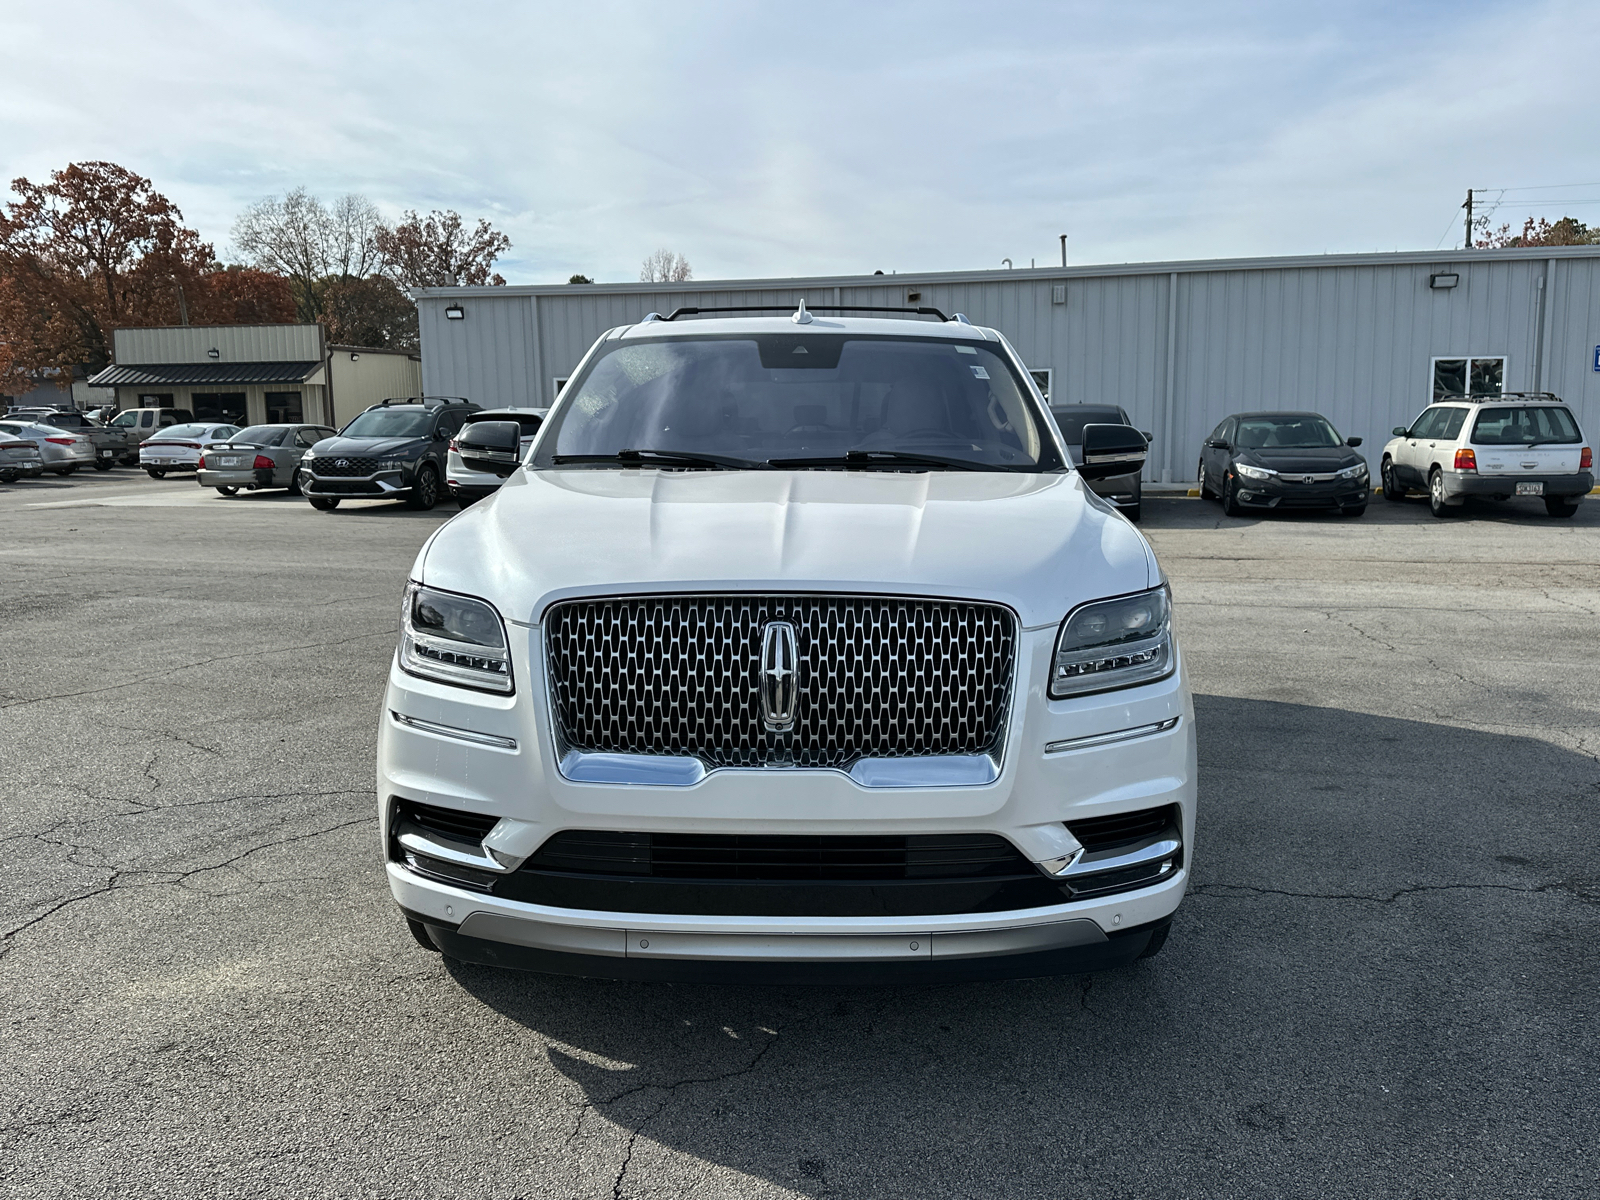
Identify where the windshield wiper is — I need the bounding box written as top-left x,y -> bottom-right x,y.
550,448 -> 766,469
767,450 -> 1014,472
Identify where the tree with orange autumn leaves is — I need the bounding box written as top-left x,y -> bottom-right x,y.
0,162 -> 294,394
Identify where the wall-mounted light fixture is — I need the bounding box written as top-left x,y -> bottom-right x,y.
1429,272 -> 1460,290
207,347 -> 220,358
349,352 -> 360,361
444,304 -> 466,320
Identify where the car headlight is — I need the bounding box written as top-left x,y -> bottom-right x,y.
1234,463 -> 1275,480
1336,462 -> 1368,480
1050,586 -> 1174,699
399,581 -> 513,693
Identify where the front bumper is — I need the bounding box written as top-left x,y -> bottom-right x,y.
1443,470 -> 1593,500
378,625 -> 1197,980
1234,474 -> 1368,508
302,470 -> 412,498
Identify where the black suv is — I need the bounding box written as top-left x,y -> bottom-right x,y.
301,397 -> 478,512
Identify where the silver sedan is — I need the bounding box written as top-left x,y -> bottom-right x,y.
0,433 -> 45,482
0,421 -> 97,475
195,423 -> 338,496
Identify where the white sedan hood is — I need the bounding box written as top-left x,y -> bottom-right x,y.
418,469 -> 1156,629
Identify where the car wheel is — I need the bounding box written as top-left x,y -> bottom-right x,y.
1428,468 -> 1456,518
215,485 -> 238,496
1545,496 -> 1580,518
0,469 -> 16,484
407,464 -> 440,511
405,917 -> 440,952
1221,473 -> 1244,517
309,496 -> 340,511
287,469 -> 303,496
1197,461 -> 1212,500
147,468 -> 166,479
93,457 -> 112,471
53,465 -> 77,476
1381,458 -> 1406,501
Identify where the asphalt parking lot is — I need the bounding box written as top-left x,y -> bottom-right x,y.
3,469 -> 1597,1199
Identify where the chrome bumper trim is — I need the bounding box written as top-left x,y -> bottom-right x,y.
555,748 -> 1000,788
390,710 -> 517,750
396,829 -> 509,874
1044,716 -> 1179,755
454,911 -> 1107,962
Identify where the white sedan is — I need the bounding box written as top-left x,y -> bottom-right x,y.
139,423 -> 241,478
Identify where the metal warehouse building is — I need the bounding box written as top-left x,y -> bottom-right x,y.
414,246 -> 1600,483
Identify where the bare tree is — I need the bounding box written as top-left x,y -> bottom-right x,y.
375,209 -> 510,289
230,188 -> 385,322
640,248 -> 692,283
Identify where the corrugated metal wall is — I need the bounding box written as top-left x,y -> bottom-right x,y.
113,324 -> 324,364
416,248 -> 1600,481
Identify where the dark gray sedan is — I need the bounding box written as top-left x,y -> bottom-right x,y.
196,423 -> 337,497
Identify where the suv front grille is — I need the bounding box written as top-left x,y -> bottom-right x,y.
544,594 -> 1016,770
497,829 -> 1066,916
310,456 -> 380,477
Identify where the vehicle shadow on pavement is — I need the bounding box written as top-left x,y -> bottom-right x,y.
442,695 -> 1600,1198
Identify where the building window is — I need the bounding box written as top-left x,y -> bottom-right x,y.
266,391 -> 304,423
137,393 -> 174,407
1432,357 -> 1504,402
1029,369 -> 1052,401
553,377 -> 568,398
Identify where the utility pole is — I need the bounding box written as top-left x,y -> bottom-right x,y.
1462,189 -> 1474,250
1059,234 -> 1068,267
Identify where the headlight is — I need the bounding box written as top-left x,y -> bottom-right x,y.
1336,462 -> 1368,480
399,581 -> 513,693
1234,463 -> 1275,480
1050,586 -> 1173,699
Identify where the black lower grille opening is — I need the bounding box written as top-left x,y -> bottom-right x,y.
504,830 -> 1068,916
392,797 -> 497,845
1066,804 -> 1178,852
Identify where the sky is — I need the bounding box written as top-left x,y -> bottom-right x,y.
3,0 -> 1598,284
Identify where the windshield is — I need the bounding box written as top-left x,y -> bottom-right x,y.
340,408 -> 435,439
535,334 -> 1061,471
231,425 -> 287,446
1471,406 -> 1581,445
1235,415 -> 1343,449
1051,407 -> 1127,444
154,424 -> 209,439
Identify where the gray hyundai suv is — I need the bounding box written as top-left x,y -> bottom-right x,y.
301,397 -> 477,512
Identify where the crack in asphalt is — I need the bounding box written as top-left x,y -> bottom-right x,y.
1193,879 -> 1593,905
0,812 -> 371,962
0,627 -> 397,711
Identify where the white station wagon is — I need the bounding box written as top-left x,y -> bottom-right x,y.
1381,393 -> 1592,518
379,304 -> 1196,983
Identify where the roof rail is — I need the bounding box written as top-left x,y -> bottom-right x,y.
661,304 -> 953,323
1430,390 -> 1563,404
377,395 -> 472,408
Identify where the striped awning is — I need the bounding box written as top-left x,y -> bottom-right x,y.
86,361 -> 321,386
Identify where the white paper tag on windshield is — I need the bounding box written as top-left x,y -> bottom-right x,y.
956,345 -> 977,355
969,365 -> 990,379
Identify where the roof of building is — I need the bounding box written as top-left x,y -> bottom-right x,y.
86,362 -> 321,387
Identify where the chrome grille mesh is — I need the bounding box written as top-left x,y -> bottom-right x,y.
544,594 -> 1016,769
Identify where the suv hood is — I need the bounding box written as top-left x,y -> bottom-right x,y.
314,435 -> 428,456
418,469 -> 1156,629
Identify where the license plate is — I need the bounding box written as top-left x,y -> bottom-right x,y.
1515,481 -> 1544,496
99,449 -> 113,458
219,456 -> 240,466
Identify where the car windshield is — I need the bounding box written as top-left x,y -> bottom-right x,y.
472,412 -> 544,435
0,423 -> 33,436
231,425 -> 287,446
1051,407 -> 1126,444
340,408 -> 435,438
153,424 -> 208,439
1235,415 -> 1343,449
1470,406 -> 1581,445
535,334 -> 1061,471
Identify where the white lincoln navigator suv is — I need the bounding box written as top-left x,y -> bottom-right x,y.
379,305 -> 1196,983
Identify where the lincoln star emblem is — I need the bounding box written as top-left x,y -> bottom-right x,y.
336,458 -> 349,468
759,620 -> 799,731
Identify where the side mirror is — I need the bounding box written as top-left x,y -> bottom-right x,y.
1078,423 -> 1148,480
1142,431 -> 1154,443
1205,438 -> 1230,451
1392,426 -> 1409,437
456,420 -> 522,478
1346,436 -> 1363,447
434,427 -> 451,441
